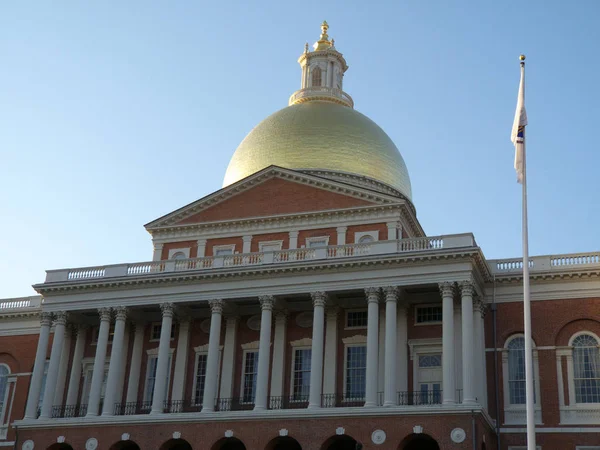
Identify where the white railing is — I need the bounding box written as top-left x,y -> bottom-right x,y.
490,251 -> 600,275
0,296 -> 42,311
288,87 -> 354,107
44,234 -> 477,283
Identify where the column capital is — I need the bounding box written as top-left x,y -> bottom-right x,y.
289,230 -> 299,238
209,299 -> 224,314
153,241 -> 164,251
40,312 -> 53,327
113,306 -> 128,322
474,299 -> 487,317
160,302 -> 175,318
242,235 -> 253,242
459,280 -> 475,297
310,291 -> 328,308
336,226 -> 348,233
259,295 -> 275,311
53,311 -> 69,326
365,287 -> 380,303
383,286 -> 399,302
325,305 -> 340,320
438,281 -> 455,298
386,221 -> 399,228
98,307 -> 112,322
197,238 -> 207,245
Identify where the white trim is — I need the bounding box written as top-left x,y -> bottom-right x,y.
213,245 -> 235,256
191,347 -> 222,406
569,330 -> 600,347
342,341 -> 367,401
168,248 -> 190,260
354,231 -> 379,244
342,335 -> 367,345
305,236 -> 330,248
290,338 -> 312,347
241,341 -> 260,350
258,241 -> 283,252
407,339 -> 442,393
414,303 -> 443,326
501,427 -> 600,433
344,309 -> 368,330
149,322 -> 176,343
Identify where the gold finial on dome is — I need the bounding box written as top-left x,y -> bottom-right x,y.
519,54 -> 526,61
313,20 -> 333,51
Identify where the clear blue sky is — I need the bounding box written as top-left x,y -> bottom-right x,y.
1,1 -> 599,298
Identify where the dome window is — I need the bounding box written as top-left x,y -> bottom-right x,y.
311,67 -> 322,87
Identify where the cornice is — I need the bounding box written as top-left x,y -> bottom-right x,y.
491,269 -> 600,284
145,167 -> 406,231
150,204 -> 406,241
34,248 -> 490,295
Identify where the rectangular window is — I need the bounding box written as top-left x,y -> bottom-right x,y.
292,349 -> 311,400
415,306 -> 443,324
345,346 -> 367,400
193,354 -> 208,405
306,236 -> 329,248
346,310 -> 368,329
150,323 -> 176,341
242,351 -> 258,403
143,355 -> 172,405
213,245 -> 235,256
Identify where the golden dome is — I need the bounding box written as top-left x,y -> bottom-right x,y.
223,101 -> 412,200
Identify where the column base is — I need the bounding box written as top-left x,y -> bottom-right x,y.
253,405 -> 266,412
364,401 -> 377,408
307,404 -> 321,410
383,401 -> 396,407
201,407 -> 214,413
101,412 -> 114,417
462,398 -> 477,405
443,399 -> 456,405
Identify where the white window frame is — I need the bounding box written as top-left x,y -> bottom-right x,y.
81,358 -> 110,406
0,363 -> 12,437
501,334 -> 542,425
240,348 -> 259,404
168,248 -> 190,260
258,240 -> 283,252
344,309 -> 368,330
191,344 -> 222,406
354,231 -> 379,244
91,324 -> 115,346
289,339 -> 312,401
569,331 -> 600,405
342,335 -> 367,402
143,348 -> 174,405
408,338 -> 443,394
414,304 -> 443,326
213,244 -> 235,256
149,322 -> 176,342
305,236 -> 329,248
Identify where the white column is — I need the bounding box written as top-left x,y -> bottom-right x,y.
440,282 -> 456,404
365,287 -> 380,407
270,310 -> 288,400
102,307 -> 127,415
454,299 -> 463,397
197,239 -> 207,257
378,307 -> 385,394
65,325 -> 87,406
219,316 -> 239,399
87,308 -> 112,416
151,303 -> 174,414
152,242 -> 164,261
386,221 -> 398,240
202,300 -> 223,412
460,281 -> 476,405
242,235 -> 252,253
25,312 -> 53,419
254,295 -> 274,411
40,312 -> 68,418
289,231 -> 299,249
383,287 -> 398,406
308,292 -> 327,409
323,307 -> 339,396
336,227 -> 347,245
396,305 -> 408,393
126,323 -> 145,403
171,318 -> 191,404
53,326 -> 72,407
473,300 -> 485,406
116,322 -> 130,405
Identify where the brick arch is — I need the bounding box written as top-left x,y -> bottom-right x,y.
398,433 -> 440,450
498,325 -> 544,349
159,439 -> 193,450
265,436 -> 302,450
210,437 -> 246,450
319,434 -> 359,450
46,444 -> 74,450
109,441 -> 141,450
0,352 -> 19,372
554,318 -> 600,346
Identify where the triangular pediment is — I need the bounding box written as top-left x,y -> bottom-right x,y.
145,166 -> 402,230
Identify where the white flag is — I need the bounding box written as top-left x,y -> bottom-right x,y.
511,63 -> 527,183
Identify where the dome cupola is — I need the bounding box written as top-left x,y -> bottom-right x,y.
223,22 -> 413,202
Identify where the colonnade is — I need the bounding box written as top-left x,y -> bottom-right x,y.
24,280 -> 486,420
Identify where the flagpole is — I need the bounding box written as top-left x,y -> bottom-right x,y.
519,55 -> 536,450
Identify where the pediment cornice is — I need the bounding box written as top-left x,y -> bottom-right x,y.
145,166 -> 406,231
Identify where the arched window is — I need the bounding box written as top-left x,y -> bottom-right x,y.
358,235 -> 374,244
572,333 -> 600,403
171,251 -> 186,260
312,67 -> 322,87
0,364 -> 9,421
507,337 -> 527,404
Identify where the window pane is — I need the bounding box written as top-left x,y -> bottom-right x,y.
346,311 -> 368,328
416,306 -> 443,323
194,354 -> 208,405
573,334 -> 600,403
293,349 -> 311,399
242,351 -> 258,403
345,346 -> 366,399
0,366 -> 8,417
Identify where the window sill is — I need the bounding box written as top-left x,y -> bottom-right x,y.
504,407 -> 543,425
414,322 -> 443,327
560,405 -> 600,425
